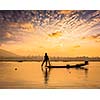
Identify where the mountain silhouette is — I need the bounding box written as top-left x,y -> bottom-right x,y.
0,49 -> 19,57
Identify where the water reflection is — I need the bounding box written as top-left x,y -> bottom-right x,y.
41,67 -> 51,84
2,61 -> 100,88
42,66 -> 88,85
79,66 -> 88,78
84,69 -> 88,78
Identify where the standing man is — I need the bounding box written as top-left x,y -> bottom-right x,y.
41,53 -> 51,67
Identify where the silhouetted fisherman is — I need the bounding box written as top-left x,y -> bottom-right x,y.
41,53 -> 51,67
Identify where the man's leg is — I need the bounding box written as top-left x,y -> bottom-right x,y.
45,60 -> 47,67
41,60 -> 45,66
48,60 -> 51,66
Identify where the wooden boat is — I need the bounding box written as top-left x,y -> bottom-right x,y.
47,61 -> 88,70
17,60 -> 23,62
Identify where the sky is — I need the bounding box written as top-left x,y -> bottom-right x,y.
0,10 -> 100,57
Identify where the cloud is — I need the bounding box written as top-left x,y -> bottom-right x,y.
0,10 -> 100,48
0,43 -> 2,46
0,32 -> 13,40
0,11 -> 33,23
81,33 -> 100,42
5,32 -> 13,39
0,22 -> 35,45
59,10 -> 74,14
73,45 -> 80,48
48,31 -> 62,38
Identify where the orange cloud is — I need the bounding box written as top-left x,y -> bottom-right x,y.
82,34 -> 100,42
59,10 -> 73,14
5,32 -> 13,39
48,31 -> 62,38
19,23 -> 35,32
81,35 -> 100,44
0,43 -> 2,46
8,22 -> 35,33
73,45 -> 80,48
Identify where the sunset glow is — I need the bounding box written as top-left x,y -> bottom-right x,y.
0,10 -> 100,56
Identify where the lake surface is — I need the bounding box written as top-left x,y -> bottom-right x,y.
0,61 -> 100,89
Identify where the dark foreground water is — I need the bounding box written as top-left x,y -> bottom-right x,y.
0,61 -> 100,89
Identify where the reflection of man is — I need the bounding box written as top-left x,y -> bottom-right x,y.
41,53 -> 51,67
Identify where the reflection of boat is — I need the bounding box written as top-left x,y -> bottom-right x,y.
47,61 -> 88,70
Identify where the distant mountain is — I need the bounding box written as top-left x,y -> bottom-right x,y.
0,49 -> 19,57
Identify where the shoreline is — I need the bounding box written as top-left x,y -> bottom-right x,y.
0,60 -> 100,62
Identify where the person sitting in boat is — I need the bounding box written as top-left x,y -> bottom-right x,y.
41,53 -> 51,67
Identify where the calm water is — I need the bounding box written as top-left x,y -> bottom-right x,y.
0,61 -> 100,89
